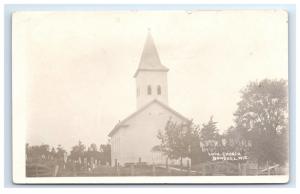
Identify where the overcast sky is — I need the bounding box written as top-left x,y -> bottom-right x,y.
13,11 -> 288,151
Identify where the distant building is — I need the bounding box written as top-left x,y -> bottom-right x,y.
108,31 -> 189,166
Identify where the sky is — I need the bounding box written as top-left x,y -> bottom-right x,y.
13,11 -> 288,151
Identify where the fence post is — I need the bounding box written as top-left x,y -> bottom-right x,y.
166,157 -> 169,174
238,163 -> 241,175
244,162 -> 248,176
116,162 -> 120,176
53,165 -> 59,177
72,161 -> 76,176
84,157 -> 88,170
267,160 -> 270,175
115,159 -> 118,175
187,160 -> 191,175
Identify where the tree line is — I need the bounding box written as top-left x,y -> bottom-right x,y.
26,141 -> 111,167
154,79 -> 288,170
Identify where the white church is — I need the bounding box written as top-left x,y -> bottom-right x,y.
108,31 -> 190,166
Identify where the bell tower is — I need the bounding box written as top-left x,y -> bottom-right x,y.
134,30 -> 169,110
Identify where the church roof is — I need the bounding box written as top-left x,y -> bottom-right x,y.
133,31 -> 169,77
108,99 -> 189,137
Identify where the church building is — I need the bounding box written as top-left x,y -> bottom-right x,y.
108,31 -> 189,166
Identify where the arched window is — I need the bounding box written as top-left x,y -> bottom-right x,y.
147,85 -> 152,95
157,85 -> 161,95
137,88 -> 140,97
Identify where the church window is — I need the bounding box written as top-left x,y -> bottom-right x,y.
137,88 -> 140,97
157,85 -> 161,95
147,85 -> 152,95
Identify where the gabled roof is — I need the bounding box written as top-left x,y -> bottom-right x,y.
108,99 -> 189,137
133,31 -> 169,77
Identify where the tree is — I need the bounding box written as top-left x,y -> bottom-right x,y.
99,144 -> 111,165
200,116 -> 219,141
56,144 -> 66,161
198,116 -> 220,162
85,143 -> 100,166
221,126 -> 251,163
152,129 -> 171,167
69,141 -> 86,162
233,79 -> 288,166
50,147 -> 56,159
27,144 -> 50,158
155,118 -> 198,169
90,143 -> 98,152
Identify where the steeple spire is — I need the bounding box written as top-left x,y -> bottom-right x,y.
134,30 -> 169,109
134,30 -> 169,77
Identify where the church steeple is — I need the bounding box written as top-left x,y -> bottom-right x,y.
134,30 -> 169,78
134,30 -> 169,109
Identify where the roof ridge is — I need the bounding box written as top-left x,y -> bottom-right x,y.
108,99 -> 189,137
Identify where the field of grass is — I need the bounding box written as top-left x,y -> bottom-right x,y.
27,161 -> 200,177
27,160 -> 285,177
